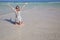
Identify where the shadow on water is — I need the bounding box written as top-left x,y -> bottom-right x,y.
4,18 -> 15,24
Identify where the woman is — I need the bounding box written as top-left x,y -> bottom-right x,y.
8,3 -> 28,25
15,5 -> 23,25
8,5 -> 23,25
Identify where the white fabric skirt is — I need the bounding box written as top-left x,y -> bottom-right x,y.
15,15 -> 22,22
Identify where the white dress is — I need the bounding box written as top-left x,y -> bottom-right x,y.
15,11 -> 22,22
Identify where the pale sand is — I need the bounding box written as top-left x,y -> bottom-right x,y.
0,6 -> 60,40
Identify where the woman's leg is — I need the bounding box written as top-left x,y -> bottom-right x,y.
17,21 -> 20,25
18,21 -> 23,25
17,16 -> 23,25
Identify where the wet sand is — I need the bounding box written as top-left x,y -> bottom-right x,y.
0,6 -> 60,40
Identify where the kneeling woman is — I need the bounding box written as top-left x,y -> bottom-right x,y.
8,5 -> 23,25
15,5 -> 23,25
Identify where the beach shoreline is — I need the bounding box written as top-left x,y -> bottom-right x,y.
0,3 -> 60,40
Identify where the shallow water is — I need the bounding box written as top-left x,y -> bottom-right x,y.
0,2 -> 60,15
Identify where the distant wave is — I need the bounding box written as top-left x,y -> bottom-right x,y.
48,2 -> 60,3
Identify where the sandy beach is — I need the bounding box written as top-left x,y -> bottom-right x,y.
0,3 -> 60,40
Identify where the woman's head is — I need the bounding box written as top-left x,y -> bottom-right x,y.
15,5 -> 20,11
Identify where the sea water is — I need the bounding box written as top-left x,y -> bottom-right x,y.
0,2 -> 60,15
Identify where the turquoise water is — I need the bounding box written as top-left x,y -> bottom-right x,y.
0,2 -> 60,15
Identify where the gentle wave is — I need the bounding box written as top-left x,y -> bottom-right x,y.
0,2 -> 60,15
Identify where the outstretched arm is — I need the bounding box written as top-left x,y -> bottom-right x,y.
21,3 -> 28,11
7,4 -> 16,12
21,5 -> 26,11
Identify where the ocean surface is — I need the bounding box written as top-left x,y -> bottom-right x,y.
0,2 -> 60,15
